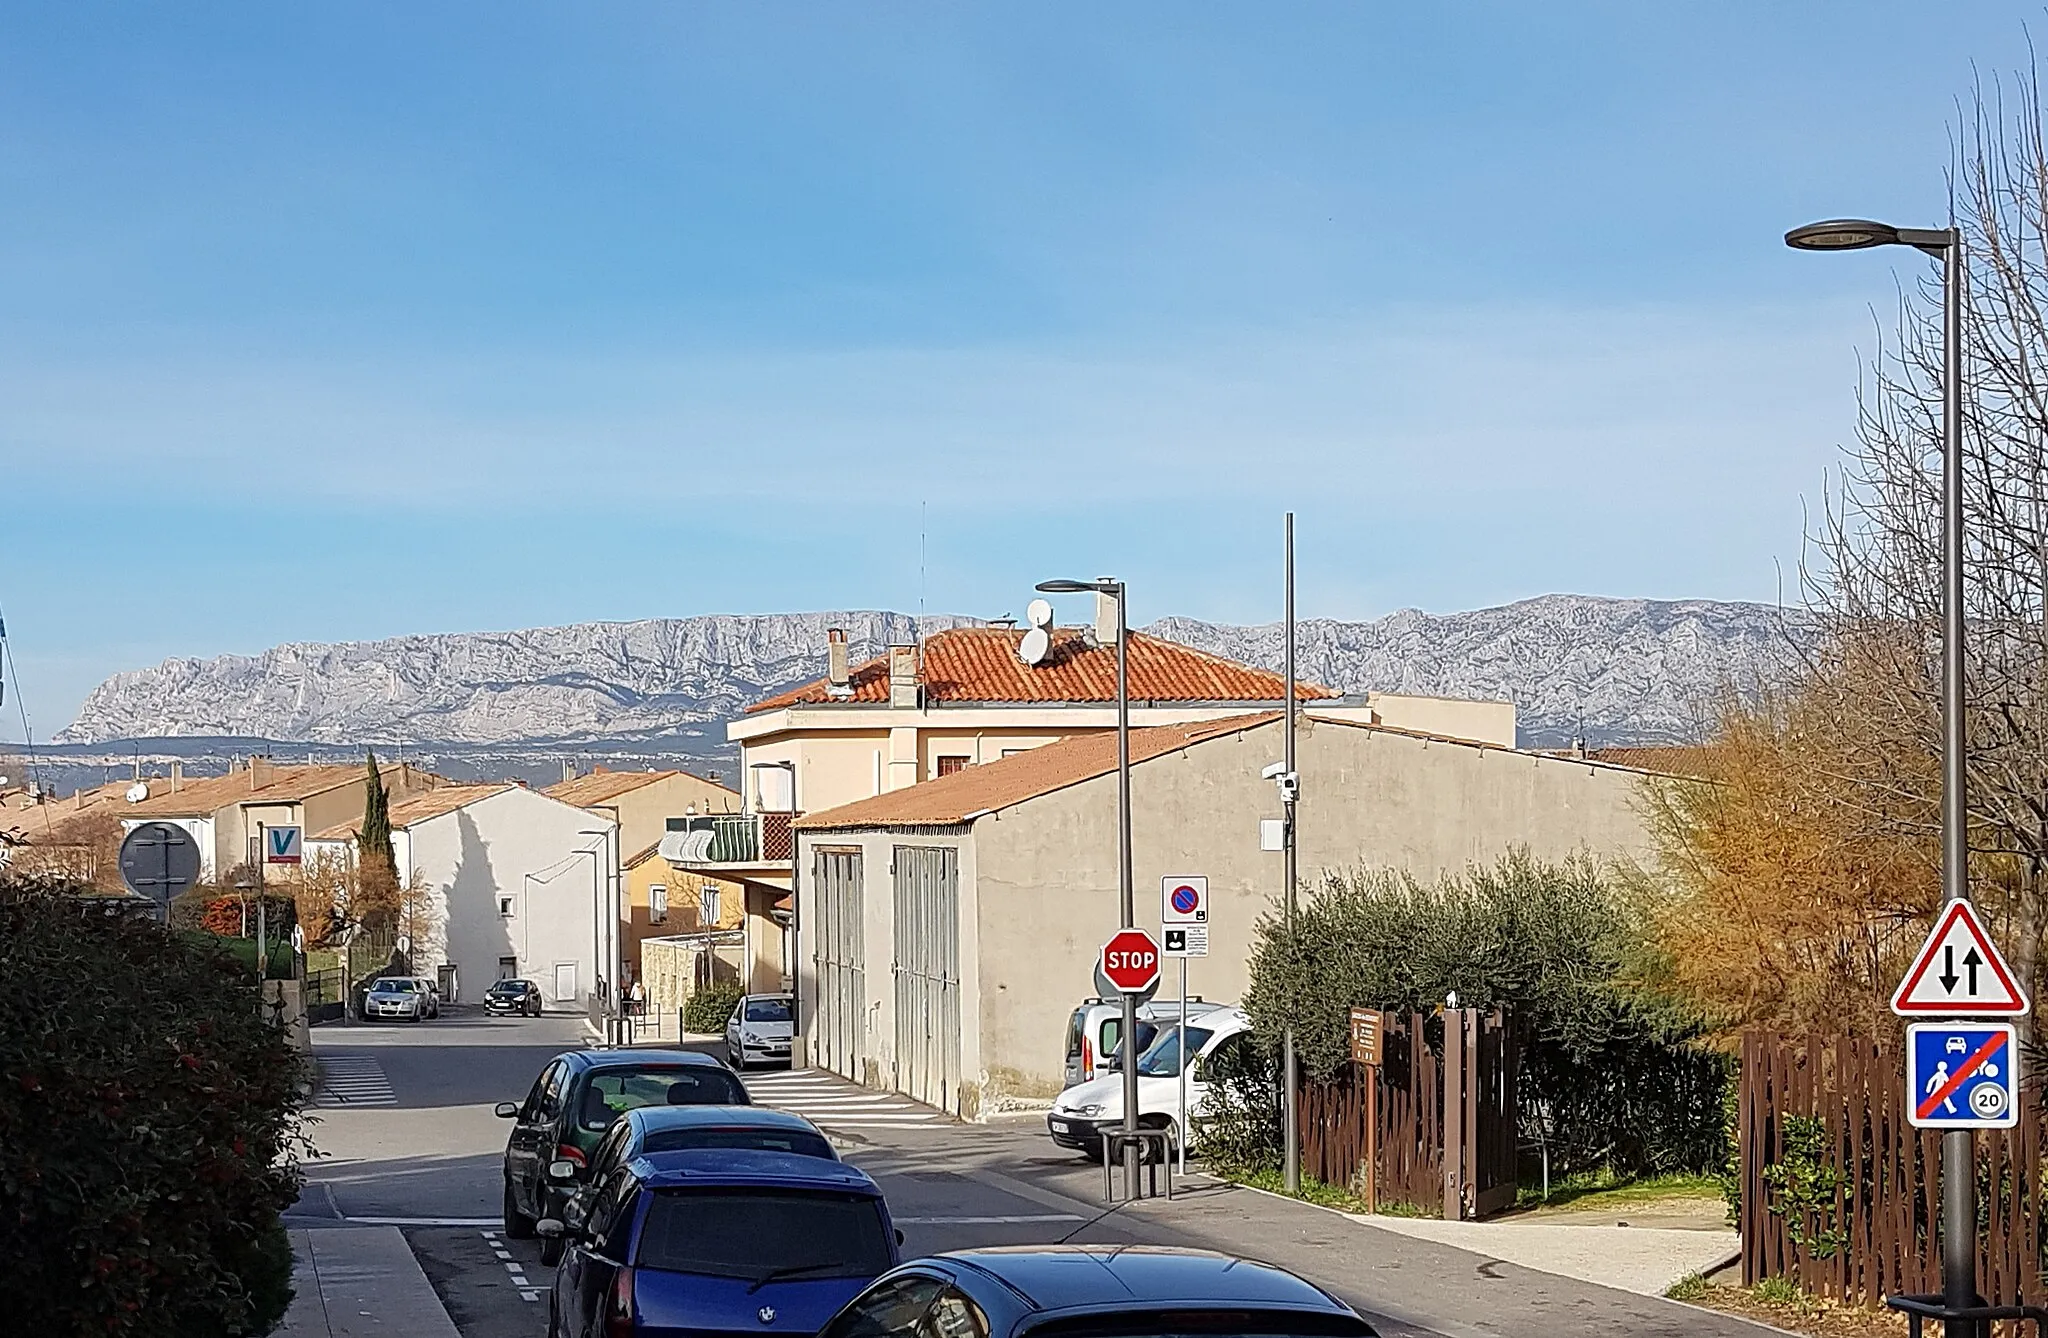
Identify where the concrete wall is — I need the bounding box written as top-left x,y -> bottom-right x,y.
799,716 -> 1657,1106
1367,693 -> 1517,748
572,772 -> 742,866
401,788 -> 613,1011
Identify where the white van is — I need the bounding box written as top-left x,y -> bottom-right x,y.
1047,1005 -> 1252,1160
1062,996 -> 1228,1088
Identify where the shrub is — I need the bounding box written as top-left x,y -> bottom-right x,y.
0,877 -> 310,1336
683,982 -> 745,1035
198,895 -> 296,939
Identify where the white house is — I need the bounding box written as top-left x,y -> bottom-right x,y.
307,783 -> 616,1011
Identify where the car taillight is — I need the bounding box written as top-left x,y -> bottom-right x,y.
555,1142 -> 586,1169
1082,1038 -> 1094,1072
605,1266 -> 635,1338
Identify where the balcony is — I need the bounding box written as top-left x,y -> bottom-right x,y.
660,812 -> 796,868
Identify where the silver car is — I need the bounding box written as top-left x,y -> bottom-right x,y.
364,976 -> 438,1022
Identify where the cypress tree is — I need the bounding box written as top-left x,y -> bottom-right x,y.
358,749 -> 398,921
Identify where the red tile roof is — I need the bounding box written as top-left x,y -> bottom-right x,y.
308,784 -> 511,841
749,628 -> 1335,713
794,712 -> 1282,829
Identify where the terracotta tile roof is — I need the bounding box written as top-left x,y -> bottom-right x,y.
544,769 -> 739,808
794,712 -> 1282,830
1587,746 -> 1712,778
308,784 -> 511,841
748,628 -> 1336,714
125,764 -> 399,818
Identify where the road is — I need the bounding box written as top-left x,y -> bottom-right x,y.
289,1009 -> 1773,1338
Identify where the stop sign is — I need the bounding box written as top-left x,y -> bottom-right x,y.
1100,928 -> 1162,994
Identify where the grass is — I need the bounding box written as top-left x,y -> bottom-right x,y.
1517,1169 -> 1725,1211
1751,1276 -> 1815,1313
1665,1273 -> 1710,1303
1230,1167 -> 1424,1217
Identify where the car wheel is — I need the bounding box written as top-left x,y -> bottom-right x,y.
727,1046 -> 745,1070
503,1177 -> 536,1240
539,1234 -> 565,1267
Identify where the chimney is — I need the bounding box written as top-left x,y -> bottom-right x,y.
1093,586 -> 1120,647
888,643 -> 919,710
826,628 -> 852,697
249,755 -> 274,791
170,761 -> 184,793
561,759 -> 576,784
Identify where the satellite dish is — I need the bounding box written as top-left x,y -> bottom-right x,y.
125,783 -> 149,803
1026,598 -> 1054,630
1018,627 -> 1052,667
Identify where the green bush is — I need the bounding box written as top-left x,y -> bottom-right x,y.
1241,850 -> 1727,1180
683,982 -> 745,1035
0,875 -> 310,1336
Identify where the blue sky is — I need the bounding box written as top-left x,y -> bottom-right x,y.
0,3 -> 2035,739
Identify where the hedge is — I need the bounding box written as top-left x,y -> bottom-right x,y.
0,875 -> 310,1335
683,982 -> 745,1035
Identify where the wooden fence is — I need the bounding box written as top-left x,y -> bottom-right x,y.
1739,1029 -> 2044,1310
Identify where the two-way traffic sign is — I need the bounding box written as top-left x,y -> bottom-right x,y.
1891,900 -> 2030,1016
1907,1022 -> 2020,1128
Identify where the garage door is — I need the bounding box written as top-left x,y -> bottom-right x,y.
891,845 -> 960,1111
811,848 -> 865,1081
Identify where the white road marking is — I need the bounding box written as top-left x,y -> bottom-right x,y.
313,1055 -> 397,1107
347,1216 -> 503,1227
743,1069 -> 949,1127
898,1214 -> 1083,1224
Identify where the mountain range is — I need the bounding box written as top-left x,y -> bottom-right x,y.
54,595 -> 1796,752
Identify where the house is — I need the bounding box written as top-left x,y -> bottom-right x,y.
619,840 -> 749,991
306,783 -> 616,1010
790,710 -> 1663,1116
119,758 -> 441,883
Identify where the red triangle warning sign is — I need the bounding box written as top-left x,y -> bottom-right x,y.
1891,900 -> 2031,1016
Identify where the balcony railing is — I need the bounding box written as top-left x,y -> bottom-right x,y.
664,812 -> 797,866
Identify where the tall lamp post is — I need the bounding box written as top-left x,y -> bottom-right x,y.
575,835 -> 609,1045
1787,217 -> 1968,1331
1037,576 -> 1136,1199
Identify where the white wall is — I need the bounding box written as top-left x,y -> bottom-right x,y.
399,788 -> 614,1011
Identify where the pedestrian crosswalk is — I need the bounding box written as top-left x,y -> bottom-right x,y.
742,1067 -> 948,1130
314,1054 -> 396,1107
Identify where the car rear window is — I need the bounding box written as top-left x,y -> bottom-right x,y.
744,998 -> 794,1023
641,1127 -> 835,1160
633,1189 -> 891,1280
579,1068 -> 750,1130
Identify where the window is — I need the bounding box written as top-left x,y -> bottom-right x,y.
640,1126 -> 835,1160
1137,1025 -> 1220,1077
699,886 -> 721,924
575,1066 -> 749,1131
497,956 -> 518,980
924,1290 -> 990,1338
634,1189 -> 894,1281
649,884 -> 667,925
744,997 -> 794,1024
936,755 -> 970,777
820,1278 -> 946,1338
498,896 -> 515,919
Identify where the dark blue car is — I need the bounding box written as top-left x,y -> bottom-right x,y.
543,1148 -> 901,1338
816,1246 -> 1378,1338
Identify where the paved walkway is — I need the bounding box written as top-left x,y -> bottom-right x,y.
743,1066 -> 952,1132
277,1227 -> 461,1338
1329,1208 -> 1738,1298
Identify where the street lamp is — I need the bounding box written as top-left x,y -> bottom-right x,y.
1037,576 -> 1137,1197
575,834 -> 610,1045
1787,215 -> 1969,1330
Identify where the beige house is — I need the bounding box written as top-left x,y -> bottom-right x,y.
121,758 -> 440,882
620,841 -> 749,983
544,767 -> 742,858
791,711 -> 1661,1117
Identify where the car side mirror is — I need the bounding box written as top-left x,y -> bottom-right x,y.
548,1160 -> 578,1180
536,1218 -> 565,1239
494,1102 -> 521,1119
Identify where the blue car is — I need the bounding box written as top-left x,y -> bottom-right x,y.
817,1246 -> 1378,1338
543,1149 -> 901,1338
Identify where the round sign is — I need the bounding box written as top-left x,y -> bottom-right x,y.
1971,1082 -> 2009,1119
1170,884 -> 1201,916
1099,928 -> 1162,994
1093,960 -> 1160,1004
118,822 -> 202,906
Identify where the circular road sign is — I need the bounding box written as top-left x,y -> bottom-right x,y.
1170,884 -> 1201,916
1100,928 -> 1163,994
118,821 -> 201,907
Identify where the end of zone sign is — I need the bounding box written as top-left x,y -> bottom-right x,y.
1907,1022 -> 2019,1128
1891,900 -> 2030,1016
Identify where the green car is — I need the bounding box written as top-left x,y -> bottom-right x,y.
495,1049 -> 749,1256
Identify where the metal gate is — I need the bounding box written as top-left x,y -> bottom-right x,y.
811,848 -> 865,1081
891,845 -> 960,1111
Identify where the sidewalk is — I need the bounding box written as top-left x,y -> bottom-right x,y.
1329,1209 -> 1737,1297
276,1227 -> 461,1338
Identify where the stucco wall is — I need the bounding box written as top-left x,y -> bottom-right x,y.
575,773 -> 742,864
622,855 -> 744,979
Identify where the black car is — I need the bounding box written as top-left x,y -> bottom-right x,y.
484,978 -> 544,1017
495,1049 -> 749,1247
818,1246 -> 1378,1338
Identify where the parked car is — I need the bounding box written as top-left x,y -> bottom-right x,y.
542,1149 -> 901,1338
1062,996 -> 1226,1087
724,992 -> 795,1069
485,978 -> 544,1017
545,1105 -> 837,1265
1048,1006 -> 1253,1161
496,1049 -> 750,1240
817,1246 -> 1376,1338
364,975 -> 438,1022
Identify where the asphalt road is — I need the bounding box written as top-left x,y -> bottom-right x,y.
289,1010 -> 1772,1338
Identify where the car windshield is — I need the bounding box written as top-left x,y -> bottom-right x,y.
641,1127 -> 835,1160
579,1067 -> 749,1130
744,998 -> 793,1024
370,979 -> 416,993
1136,1025 -> 1218,1077
633,1189 -> 891,1281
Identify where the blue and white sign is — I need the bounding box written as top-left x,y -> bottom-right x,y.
1906,1021 -> 2020,1129
263,825 -> 303,866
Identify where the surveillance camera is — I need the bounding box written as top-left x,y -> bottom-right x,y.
1260,761 -> 1287,780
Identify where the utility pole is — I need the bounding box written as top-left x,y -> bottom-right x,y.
1282,513 -> 1301,1194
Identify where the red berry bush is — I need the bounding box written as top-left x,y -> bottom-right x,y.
0,876 -> 311,1335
